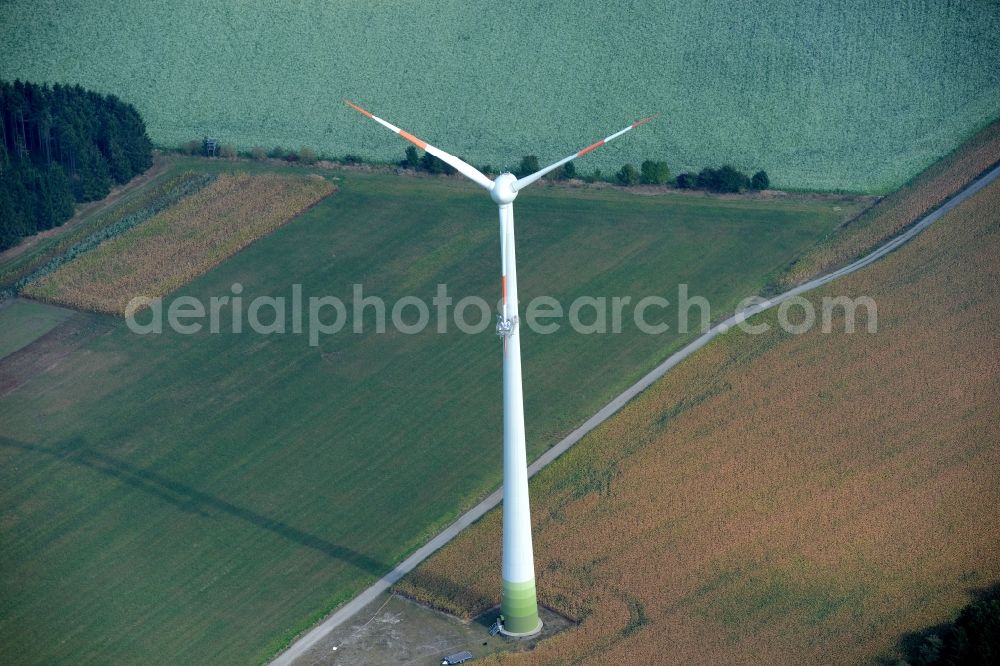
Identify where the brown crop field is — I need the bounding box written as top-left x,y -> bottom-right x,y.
777,119 -> 1000,290
23,173 -> 334,314
395,179 -> 1000,662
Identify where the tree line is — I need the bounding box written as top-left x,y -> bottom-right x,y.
178,139 -> 321,166
172,139 -> 771,196
0,80 -> 153,251
398,146 -> 768,193
674,165 -> 769,192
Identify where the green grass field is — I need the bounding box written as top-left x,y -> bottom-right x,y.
0,300 -> 72,360
1,1 -> 998,192
0,162 -> 862,663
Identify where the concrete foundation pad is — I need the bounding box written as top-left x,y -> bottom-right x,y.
290,593 -> 571,665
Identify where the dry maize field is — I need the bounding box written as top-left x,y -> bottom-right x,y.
24,173 -> 334,314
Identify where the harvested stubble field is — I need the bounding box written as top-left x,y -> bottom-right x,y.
395,179 -> 1000,661
23,172 -> 334,314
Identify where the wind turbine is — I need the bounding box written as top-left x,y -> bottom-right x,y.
346,100 -> 656,636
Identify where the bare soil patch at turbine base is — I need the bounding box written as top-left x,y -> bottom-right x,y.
293,593 -> 573,665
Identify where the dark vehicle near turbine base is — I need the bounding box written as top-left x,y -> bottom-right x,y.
441,650 -> 474,664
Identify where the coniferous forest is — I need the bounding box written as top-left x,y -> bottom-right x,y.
0,80 -> 152,251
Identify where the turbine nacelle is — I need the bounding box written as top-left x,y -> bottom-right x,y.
490,172 -> 519,205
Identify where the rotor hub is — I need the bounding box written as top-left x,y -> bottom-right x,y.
490,172 -> 518,204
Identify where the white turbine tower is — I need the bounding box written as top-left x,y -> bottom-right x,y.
346,100 -> 655,636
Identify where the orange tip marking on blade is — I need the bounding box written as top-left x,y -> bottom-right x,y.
632,113 -> 660,128
344,100 -> 373,118
577,139 -> 605,157
398,130 -> 428,151
501,275 -> 507,304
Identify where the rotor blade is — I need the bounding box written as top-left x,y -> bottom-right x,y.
345,100 -> 494,190
513,114 -> 659,191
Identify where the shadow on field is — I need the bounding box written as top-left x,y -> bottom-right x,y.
0,436 -> 388,577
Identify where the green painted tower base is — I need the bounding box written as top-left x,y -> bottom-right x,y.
500,578 -> 542,636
